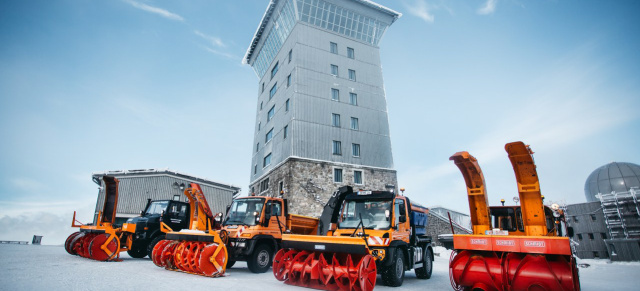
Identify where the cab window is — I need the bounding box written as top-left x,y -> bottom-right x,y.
268,201 -> 282,216
394,199 -> 405,225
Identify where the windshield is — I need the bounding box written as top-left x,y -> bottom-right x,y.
337,199 -> 392,230
146,201 -> 169,215
224,198 -> 265,226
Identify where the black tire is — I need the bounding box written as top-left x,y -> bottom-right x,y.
382,248 -> 405,287
247,244 -> 273,273
127,246 -> 147,258
415,247 -> 433,279
147,235 -> 165,258
226,260 -> 236,269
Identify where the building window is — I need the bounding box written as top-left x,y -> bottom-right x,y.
588,233 -> 594,240
253,164 -> 257,175
258,122 -> 261,130
601,233 -> 607,239
332,140 -> 342,155
256,143 -> 259,152
263,153 -> 272,167
573,216 -> 578,223
332,113 -> 341,127
288,49 -> 292,63
352,143 -> 360,157
334,168 -> 343,183
354,170 -> 362,184
265,128 -> 273,143
261,82 -> 265,93
331,88 -> 339,101
590,214 -> 597,221
331,64 -> 338,76
283,125 -> 288,139
330,42 -> 337,54
260,101 -> 263,110
348,69 -> 356,81
349,93 -> 357,105
577,234 -> 582,240
287,74 -> 291,87
268,105 -> 275,122
347,47 -> 354,59
270,83 -> 277,99
285,99 -> 290,111
260,178 -> 269,192
271,61 -> 279,79
351,117 -> 359,130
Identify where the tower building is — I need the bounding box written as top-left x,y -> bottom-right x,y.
244,0 -> 400,216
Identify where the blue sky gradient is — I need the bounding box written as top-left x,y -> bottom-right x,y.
1,0 -> 638,243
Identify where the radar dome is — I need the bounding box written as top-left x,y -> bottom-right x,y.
584,162 -> 640,202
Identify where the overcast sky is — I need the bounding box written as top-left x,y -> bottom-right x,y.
1,0 -> 639,244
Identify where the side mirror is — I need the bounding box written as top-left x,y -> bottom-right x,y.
140,210 -> 144,216
214,212 -> 223,222
567,226 -> 574,238
399,215 -> 406,223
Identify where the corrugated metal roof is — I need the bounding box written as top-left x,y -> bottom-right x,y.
91,168 -> 240,194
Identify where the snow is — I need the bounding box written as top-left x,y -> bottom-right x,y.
1,244 -> 638,290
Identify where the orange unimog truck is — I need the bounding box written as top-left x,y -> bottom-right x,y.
272,186 -> 433,291
221,195 -> 319,273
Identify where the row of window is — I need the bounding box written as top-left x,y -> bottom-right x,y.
575,232 -> 607,240
258,124 -> 290,151
330,64 -> 356,81
331,114 -> 358,130
570,214 -> 598,223
331,88 -> 358,105
330,42 -> 355,59
332,141 -> 360,157
333,168 -> 362,184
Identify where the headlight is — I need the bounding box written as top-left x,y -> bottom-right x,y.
371,249 -> 385,260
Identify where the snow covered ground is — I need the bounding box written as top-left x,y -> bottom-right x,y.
1,244 -> 638,290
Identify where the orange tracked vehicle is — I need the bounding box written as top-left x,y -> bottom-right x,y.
151,182 -> 229,277
222,195 -> 319,273
272,186 -> 433,291
448,141 -> 580,291
65,176 -> 191,261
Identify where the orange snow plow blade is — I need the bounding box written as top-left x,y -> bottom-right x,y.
273,234 -> 376,291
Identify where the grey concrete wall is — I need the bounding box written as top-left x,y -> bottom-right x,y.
565,201 -> 609,259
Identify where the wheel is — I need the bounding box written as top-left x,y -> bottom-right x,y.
382,248 -> 405,287
226,260 -> 236,269
415,247 -> 433,279
127,246 -> 147,258
247,244 -> 273,273
147,235 -> 165,258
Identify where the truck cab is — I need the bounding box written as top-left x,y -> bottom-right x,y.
489,205 -> 565,236
123,199 -> 190,258
222,196 -> 287,273
330,189 -> 433,286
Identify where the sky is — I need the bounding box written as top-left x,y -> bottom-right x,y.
1,0 -> 639,244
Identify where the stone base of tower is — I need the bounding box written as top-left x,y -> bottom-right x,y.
249,157 -> 398,218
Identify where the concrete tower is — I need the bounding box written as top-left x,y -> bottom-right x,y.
244,0 -> 400,216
